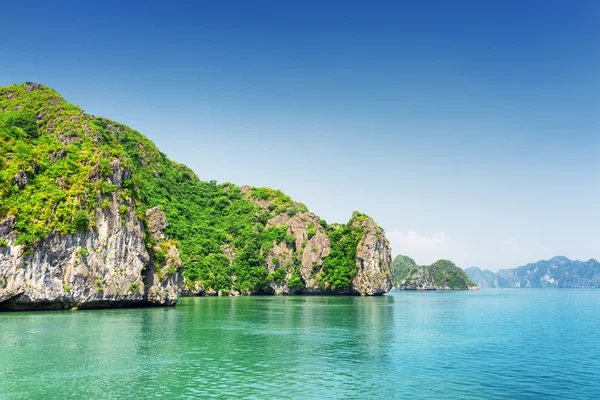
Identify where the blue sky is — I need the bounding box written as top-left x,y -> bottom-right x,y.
1,0 -> 598,270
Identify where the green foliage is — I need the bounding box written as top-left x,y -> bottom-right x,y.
0,240 -> 7,247
260,226 -> 288,250
15,233 -> 36,247
284,234 -> 296,248
129,283 -> 141,294
307,225 -> 316,240
270,267 -> 286,282
251,187 -> 271,200
392,255 -> 417,284
63,284 -> 71,293
154,249 -> 166,262
73,210 -> 89,230
99,159 -> 112,177
396,259 -> 476,289
100,182 -> 117,194
322,217 -> 366,290
0,83 -> 384,297
424,260 -> 475,288
249,187 -> 308,215
288,270 -> 305,289
129,158 -> 263,291
0,84 -> 130,245
1,110 -> 39,138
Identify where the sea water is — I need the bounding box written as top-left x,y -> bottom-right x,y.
1,289 -> 598,399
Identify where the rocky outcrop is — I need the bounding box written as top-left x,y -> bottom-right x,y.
352,217 -> 393,295
13,169 -> 29,189
396,259 -> 479,290
236,189 -> 393,296
397,268 -> 444,290
25,82 -> 41,92
263,211 -> 332,295
144,207 -> 183,305
0,175 -> 183,312
1,82 -> 392,306
146,206 -> 168,241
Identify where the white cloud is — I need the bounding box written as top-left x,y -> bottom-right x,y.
386,230 -> 596,272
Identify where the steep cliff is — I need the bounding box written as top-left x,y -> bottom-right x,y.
394,259 -> 478,290
0,83 -> 392,309
243,200 -> 393,296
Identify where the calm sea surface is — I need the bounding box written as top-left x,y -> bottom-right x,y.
1,289 -> 599,399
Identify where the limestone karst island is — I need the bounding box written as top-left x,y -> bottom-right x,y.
0,83 -> 394,310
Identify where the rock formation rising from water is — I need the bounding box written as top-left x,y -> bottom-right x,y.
0,83 -> 392,310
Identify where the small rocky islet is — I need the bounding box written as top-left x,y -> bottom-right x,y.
393,255 -> 479,290
0,83 -> 394,311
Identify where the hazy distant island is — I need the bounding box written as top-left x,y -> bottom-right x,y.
465,256 -> 600,288
0,83 -> 393,311
393,255 -> 479,290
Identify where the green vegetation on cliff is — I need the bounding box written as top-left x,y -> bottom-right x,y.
392,255 -> 417,283
393,256 -> 477,290
0,86 -> 130,247
0,83 -> 386,295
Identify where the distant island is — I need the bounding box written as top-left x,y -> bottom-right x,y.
465,256 -> 600,288
393,255 -> 479,290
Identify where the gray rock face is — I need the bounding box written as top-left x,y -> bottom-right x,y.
243,192 -> 393,296
263,211 -> 332,295
144,208 -> 183,306
13,169 -> 29,189
25,82 -> 41,92
352,217 -> 393,295
0,175 -> 182,311
0,216 -> 15,236
146,206 -> 168,241
397,268 -> 444,290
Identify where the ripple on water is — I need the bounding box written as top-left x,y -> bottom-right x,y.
0,291 -> 599,399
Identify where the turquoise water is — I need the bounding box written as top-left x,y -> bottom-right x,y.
1,289 -> 599,399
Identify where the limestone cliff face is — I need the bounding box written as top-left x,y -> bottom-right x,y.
144,207 -> 183,306
397,268 -> 442,290
1,82 -> 392,304
0,174 -> 183,311
239,187 -> 392,296
351,217 -> 393,295
264,211 -> 331,295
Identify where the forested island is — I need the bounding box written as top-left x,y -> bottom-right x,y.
392,255 -> 478,290
0,83 -> 393,310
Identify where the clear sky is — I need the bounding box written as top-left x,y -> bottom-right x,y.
1,0 -> 598,271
